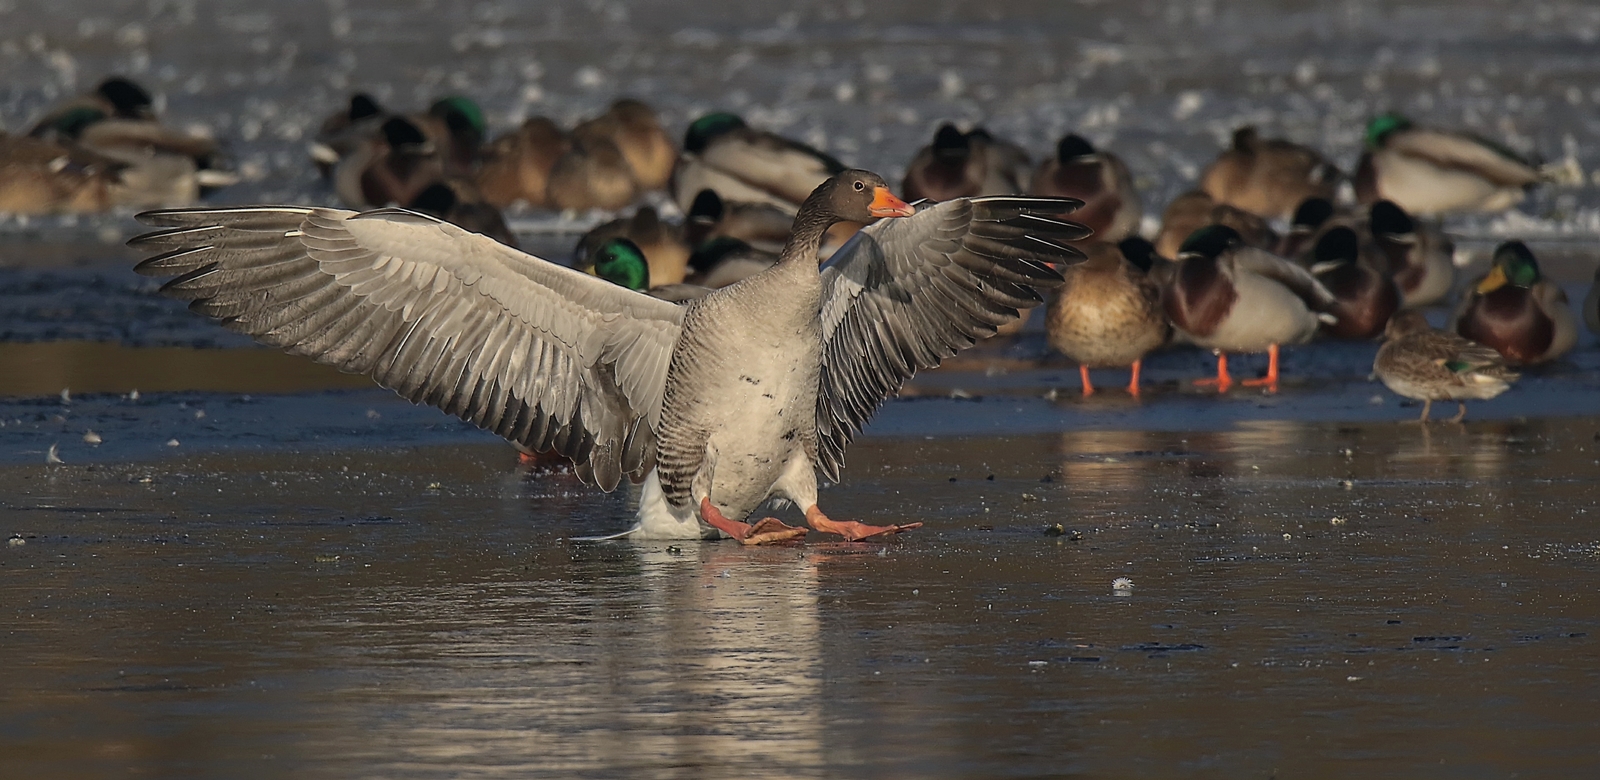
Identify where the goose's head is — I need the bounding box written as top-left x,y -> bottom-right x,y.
591,238 -> 652,292
1479,241 -> 1541,294
805,170 -> 915,223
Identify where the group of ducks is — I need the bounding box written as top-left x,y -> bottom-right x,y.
0,76 -> 239,213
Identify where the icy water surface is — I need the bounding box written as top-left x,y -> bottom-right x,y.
5,427 -> 1600,778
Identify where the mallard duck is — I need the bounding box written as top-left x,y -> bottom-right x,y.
1046,238 -> 1170,397
310,93 -> 388,176
902,123 -> 1026,202
1308,227 -> 1400,340
474,116 -> 569,209
334,116 -> 443,209
574,206 -> 691,285
1163,225 -> 1337,393
573,99 -> 676,192
547,128 -> 638,212
29,107 -> 237,207
1154,190 -> 1279,260
1355,113 -> 1541,216
0,131 -> 125,214
130,172 -> 1085,542
684,188 -> 792,251
412,96 -> 487,179
1276,197 -> 1339,260
1199,126 -> 1342,221
1367,200 -> 1455,308
407,181 -> 518,248
25,76 -> 155,135
1375,310 -> 1519,423
1029,134 -> 1141,243
1585,265 -> 1600,335
672,112 -> 845,212
1451,241 -> 1577,365
589,237 -> 710,303
685,236 -> 780,289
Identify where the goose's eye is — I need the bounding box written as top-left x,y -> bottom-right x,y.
853,180 -> 864,191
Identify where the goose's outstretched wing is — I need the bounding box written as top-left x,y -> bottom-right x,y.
129,206 -> 684,490
813,196 -> 1089,480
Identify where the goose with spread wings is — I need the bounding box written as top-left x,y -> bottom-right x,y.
129,170 -> 1086,543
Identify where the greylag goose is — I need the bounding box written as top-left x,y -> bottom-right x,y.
129,170 -> 1085,543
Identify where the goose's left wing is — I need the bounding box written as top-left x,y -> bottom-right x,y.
813,197 -> 1088,480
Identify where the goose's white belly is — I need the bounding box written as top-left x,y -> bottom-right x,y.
700,332 -> 818,516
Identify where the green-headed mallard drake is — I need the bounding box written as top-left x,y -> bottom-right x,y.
672,112 -> 846,213
547,127 -> 639,213
1366,199 -> 1455,308
1585,265 -> 1600,335
589,237 -> 710,303
1307,226 -> 1400,340
1163,225 -> 1337,393
1046,238 -> 1170,397
407,180 -> 518,249
1450,241 -> 1577,365
29,106 -> 237,208
0,131 -> 126,214
310,93 -> 388,176
474,116 -> 569,209
130,172 -> 1085,542
902,123 -> 1027,202
412,96 -> 486,179
1154,190 -> 1279,260
574,206 -> 691,285
1355,113 -> 1541,216
685,236 -> 780,289
25,76 -> 155,135
1199,126 -> 1342,222
334,116 -> 444,209
1029,134 -> 1141,243
1375,310 -> 1519,423
573,99 -> 676,192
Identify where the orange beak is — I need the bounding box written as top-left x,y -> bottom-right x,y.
868,186 -> 915,218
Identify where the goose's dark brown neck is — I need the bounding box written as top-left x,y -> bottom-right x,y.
779,202 -> 837,266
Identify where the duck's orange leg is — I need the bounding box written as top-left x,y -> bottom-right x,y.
1193,352 -> 1234,393
1240,343 -> 1280,393
1080,365 -> 1095,397
804,505 -> 922,541
1126,359 -> 1143,397
699,497 -> 808,545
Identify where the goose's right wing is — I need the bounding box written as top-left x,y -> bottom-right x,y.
129,206 -> 685,490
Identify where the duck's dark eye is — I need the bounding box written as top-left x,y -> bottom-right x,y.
853,180 -> 865,191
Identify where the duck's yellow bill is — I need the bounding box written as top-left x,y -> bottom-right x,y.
1476,264 -> 1509,295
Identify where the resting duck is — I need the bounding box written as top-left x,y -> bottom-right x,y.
1154,190 -> 1279,260
1308,227 -> 1400,340
589,238 -> 711,303
1451,241 -> 1577,366
1375,310 -> 1519,423
673,112 -> 846,213
1367,200 -> 1455,309
334,116 -> 443,209
1046,238 -> 1170,397
902,123 -> 1027,202
1199,126 -> 1342,221
310,93 -> 388,176
26,76 -> 156,134
1585,265 -> 1600,335
574,99 -> 676,192
1355,113 -> 1541,216
130,172 -> 1084,543
412,96 -> 487,179
1163,225 -> 1337,393
546,128 -> 638,212
1028,134 -> 1141,243
475,116 -> 570,209
1276,197 -> 1340,261
573,206 -> 692,286
685,237 -> 780,289
685,188 -> 793,252
0,131 -> 126,214
406,181 -> 518,249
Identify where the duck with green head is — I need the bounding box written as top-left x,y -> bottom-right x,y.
30,96 -> 237,207
590,237 -> 710,303
1375,310 -> 1519,423
415,96 -> 486,178
1450,241 -> 1577,365
1355,112 -> 1541,216
673,111 -> 847,213
1163,225 -> 1338,393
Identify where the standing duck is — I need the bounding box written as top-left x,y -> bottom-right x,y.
1046,238 -> 1170,397
1354,113 -> 1541,216
1199,126 -> 1342,222
1375,310 -> 1519,423
672,112 -> 846,213
1163,225 -> 1337,393
574,99 -> 677,192
475,116 -> 570,209
1029,134 -> 1141,243
129,172 -> 1084,542
1154,190 -> 1279,260
1308,227 -> 1400,340
574,206 -> 692,286
902,123 -> 1025,202
546,128 -> 639,212
1367,199 -> 1455,308
1451,241 -> 1577,366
